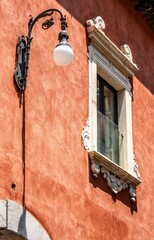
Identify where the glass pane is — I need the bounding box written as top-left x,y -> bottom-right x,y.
104,86 -> 115,122
97,110 -> 119,164
97,79 -> 101,112
97,77 -> 117,124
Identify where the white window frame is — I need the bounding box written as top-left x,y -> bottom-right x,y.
89,46 -> 135,174
83,16 -> 141,200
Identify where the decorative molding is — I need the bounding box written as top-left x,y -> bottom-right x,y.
86,16 -> 105,33
120,44 -> 133,62
89,150 -> 141,186
90,159 -> 137,201
129,184 -> 136,202
133,153 -> 141,179
81,118 -> 89,150
101,167 -> 128,194
120,44 -> 138,67
91,161 -> 101,178
86,16 -> 139,77
88,45 -> 132,93
134,162 -> 141,179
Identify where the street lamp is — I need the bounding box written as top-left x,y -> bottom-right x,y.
14,9 -> 74,92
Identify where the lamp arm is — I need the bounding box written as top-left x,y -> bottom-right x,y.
14,9 -> 68,93
27,9 -> 67,40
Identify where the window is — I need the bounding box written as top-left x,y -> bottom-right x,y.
83,16 -> 141,199
88,57 -> 133,172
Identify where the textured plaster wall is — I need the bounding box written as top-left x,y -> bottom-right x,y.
0,0 -> 154,240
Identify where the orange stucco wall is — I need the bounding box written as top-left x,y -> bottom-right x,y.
0,0 -> 154,239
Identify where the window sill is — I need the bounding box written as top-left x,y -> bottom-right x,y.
88,150 -> 141,202
89,150 -> 141,186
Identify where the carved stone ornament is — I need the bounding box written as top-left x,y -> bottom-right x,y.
86,18 -> 139,78
101,167 -> 128,194
120,44 -> 138,67
129,184 -> 136,202
81,118 -> 89,150
86,16 -> 105,33
90,161 -> 137,201
91,161 -> 101,178
133,153 -> 141,179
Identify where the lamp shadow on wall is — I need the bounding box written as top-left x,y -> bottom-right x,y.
88,160 -> 138,214
21,93 -> 26,208
18,92 -> 27,237
13,38 -> 26,207
12,34 -> 27,236
12,91 -> 27,237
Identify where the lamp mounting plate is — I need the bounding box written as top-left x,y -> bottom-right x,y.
14,36 -> 27,92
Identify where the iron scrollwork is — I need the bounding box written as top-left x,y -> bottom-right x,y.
14,9 -> 68,93
14,36 -> 27,92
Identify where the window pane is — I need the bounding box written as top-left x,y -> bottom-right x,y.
104,85 -> 115,122
97,76 -> 117,124
97,79 -> 101,112
97,76 -> 119,164
97,110 -> 119,164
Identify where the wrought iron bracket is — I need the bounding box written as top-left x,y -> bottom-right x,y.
14,36 -> 27,92
14,9 -> 68,93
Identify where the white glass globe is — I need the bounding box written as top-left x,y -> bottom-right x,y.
53,44 -> 74,66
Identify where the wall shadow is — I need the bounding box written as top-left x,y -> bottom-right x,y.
18,209 -> 27,239
18,92 -> 27,238
21,93 -> 26,208
56,0 -> 154,94
89,160 -> 138,214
